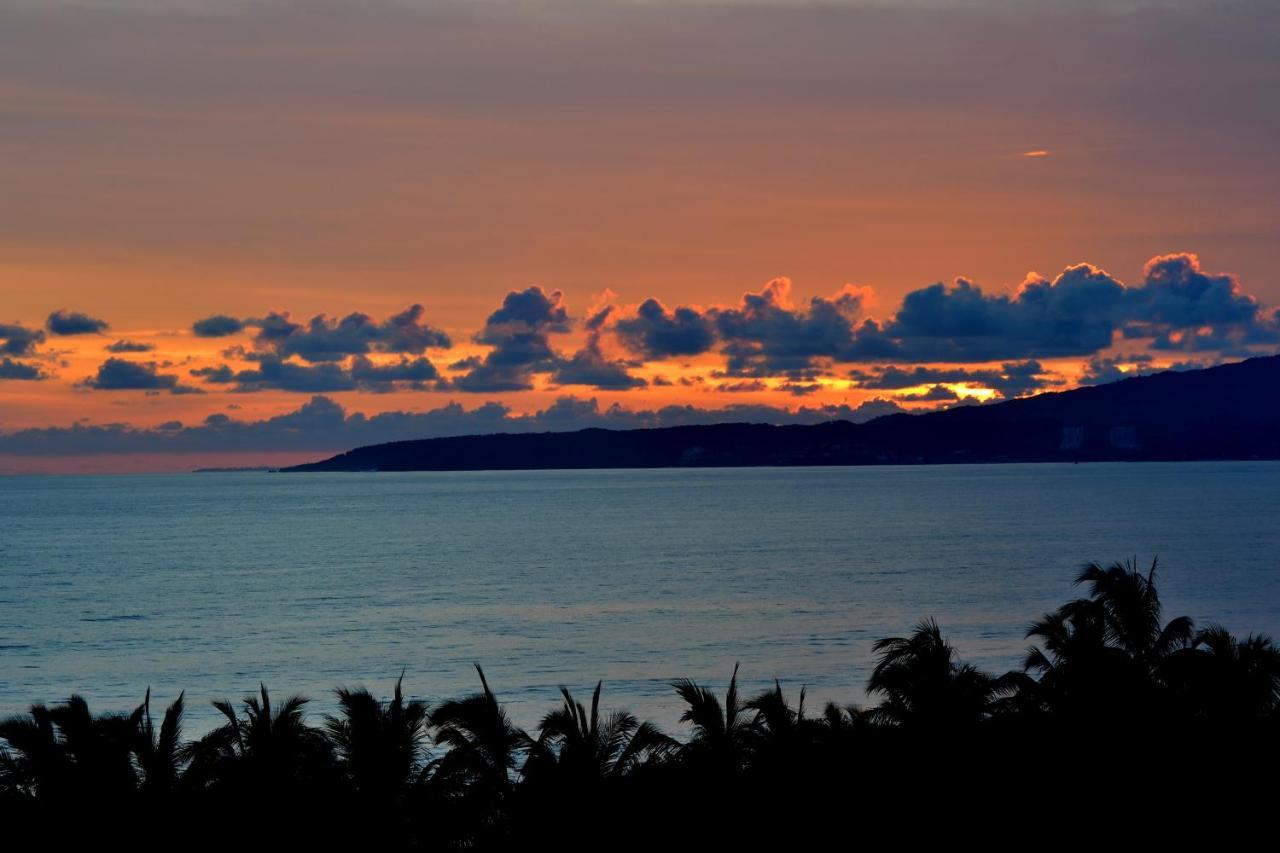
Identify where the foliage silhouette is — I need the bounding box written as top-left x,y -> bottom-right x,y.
3,560 -> 1279,846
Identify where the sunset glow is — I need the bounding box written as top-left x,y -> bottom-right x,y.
2,1 -> 1278,472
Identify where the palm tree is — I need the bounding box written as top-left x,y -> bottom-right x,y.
1021,599 -> 1121,714
428,666 -> 528,794
672,663 -> 754,773
821,701 -> 870,735
747,681 -> 806,738
525,681 -> 673,785
1075,559 -> 1194,667
325,674 -> 428,801
742,680 -> 832,778
868,619 -> 996,728
0,703 -> 71,800
1022,559 -> 1194,717
421,666 -> 529,847
188,685 -> 331,790
0,695 -> 143,804
132,688 -> 185,797
1163,626 -> 1280,721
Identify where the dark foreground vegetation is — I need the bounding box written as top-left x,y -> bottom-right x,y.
4,561 -> 1279,847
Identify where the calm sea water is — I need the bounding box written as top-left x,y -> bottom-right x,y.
2,463 -> 1279,735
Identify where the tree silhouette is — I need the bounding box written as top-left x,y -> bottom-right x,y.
428,665 -> 528,793
187,685 -> 331,792
2,559 -> 1276,845
1163,625 -> 1280,722
325,674 -> 428,802
868,618 -> 996,728
672,663 -> 754,774
1022,559 -> 1194,717
525,681 -> 673,785
132,688 -> 185,797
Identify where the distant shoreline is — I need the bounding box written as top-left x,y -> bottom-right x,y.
281,356 -> 1280,473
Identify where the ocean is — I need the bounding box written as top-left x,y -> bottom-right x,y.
2,462 -> 1278,734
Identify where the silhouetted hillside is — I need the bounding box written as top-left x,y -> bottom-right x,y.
283,355 -> 1280,471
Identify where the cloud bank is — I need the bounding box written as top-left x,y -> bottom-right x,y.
0,394 -> 907,458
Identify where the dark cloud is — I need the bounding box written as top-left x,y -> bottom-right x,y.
1131,254 -> 1264,327
0,358 -> 44,380
897,384 -> 961,402
448,362 -> 537,393
453,286 -> 572,392
195,356 -> 355,393
83,358 -> 199,394
549,304 -> 647,390
192,315 -> 247,338
253,311 -> 302,344
712,279 -> 871,377
190,364 -> 236,384
254,304 -> 451,362
850,360 -> 1056,399
875,264 -> 1126,362
480,287 -> 571,336
1078,354 -> 1153,386
716,380 -> 768,393
47,309 -> 109,336
0,322 -> 46,356
613,298 -> 717,360
549,343 -> 646,390
193,352 -> 443,393
1077,353 -> 1212,386
348,355 -> 440,392
779,382 -> 823,396
448,355 -> 483,371
1123,254 -> 1279,354
105,339 -> 155,353
0,393 -> 908,457
855,255 -> 1280,364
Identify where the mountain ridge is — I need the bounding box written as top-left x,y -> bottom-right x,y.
282,355 -> 1280,472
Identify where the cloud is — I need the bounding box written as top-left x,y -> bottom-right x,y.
779,381 -> 823,396
1124,254 -> 1279,353
1132,253 -> 1263,328
716,379 -> 768,393
83,358 -> 199,394
613,298 -> 717,360
549,343 -> 647,390
0,358 -> 44,380
897,384 -> 960,402
453,286 -> 572,392
1077,353 -> 1211,386
192,315 -> 247,337
874,264 -> 1126,362
1077,353 -> 1153,386
194,356 -> 355,392
711,279 -> 872,377
0,393 -> 909,458
193,352 -> 443,393
47,309 -> 109,335
253,304 -> 451,362
849,360 -> 1056,399
841,255 -> 1280,364
549,303 -> 647,390
0,322 -> 46,356
348,355 -> 441,391
105,339 -> 155,353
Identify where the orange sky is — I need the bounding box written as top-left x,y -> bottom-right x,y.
1,1 -> 1278,471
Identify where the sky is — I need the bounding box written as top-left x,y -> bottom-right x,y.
1,0 -> 1278,472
